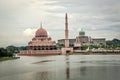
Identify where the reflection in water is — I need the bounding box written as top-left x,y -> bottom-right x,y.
66,55 -> 70,80
1,55 -> 120,80
35,71 -> 56,80
32,60 -> 55,64
80,67 -> 87,76
36,72 -> 49,80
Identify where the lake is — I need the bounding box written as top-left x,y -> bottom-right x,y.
0,55 -> 120,80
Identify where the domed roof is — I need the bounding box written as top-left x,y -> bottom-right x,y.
35,26 -> 48,37
79,29 -> 85,36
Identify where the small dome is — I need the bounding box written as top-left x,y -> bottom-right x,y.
35,27 -> 48,37
79,29 -> 85,36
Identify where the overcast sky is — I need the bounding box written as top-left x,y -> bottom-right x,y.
0,0 -> 120,47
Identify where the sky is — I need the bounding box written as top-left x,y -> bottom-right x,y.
0,0 -> 120,47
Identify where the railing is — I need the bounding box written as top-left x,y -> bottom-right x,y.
19,50 -> 61,56
74,49 -> 120,53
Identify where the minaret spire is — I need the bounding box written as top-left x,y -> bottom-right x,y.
61,13 -> 73,54
65,13 -> 68,31
65,13 -> 69,48
40,22 -> 42,28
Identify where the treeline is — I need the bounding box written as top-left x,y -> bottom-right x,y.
57,38 -> 120,50
106,38 -> 120,49
0,45 -> 28,57
81,38 -> 120,50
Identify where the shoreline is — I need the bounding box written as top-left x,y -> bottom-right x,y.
0,57 -> 20,61
71,53 -> 120,55
18,53 -> 120,56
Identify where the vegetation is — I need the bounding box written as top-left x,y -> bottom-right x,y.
80,44 -> 105,50
0,57 -> 19,61
0,38 -> 119,59
106,38 -> 120,49
18,46 -> 28,50
81,45 -> 88,50
56,43 -> 65,49
0,45 -> 19,57
0,45 -> 20,61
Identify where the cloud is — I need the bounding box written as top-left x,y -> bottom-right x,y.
23,28 -> 37,37
0,0 -> 120,47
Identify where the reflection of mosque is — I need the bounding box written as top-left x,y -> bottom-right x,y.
35,72 -> 49,80
66,56 -> 70,80
31,56 -> 87,80
80,66 -> 87,76
65,56 -> 87,80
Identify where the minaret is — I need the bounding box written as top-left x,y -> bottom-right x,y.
40,22 -> 42,28
65,13 -> 69,48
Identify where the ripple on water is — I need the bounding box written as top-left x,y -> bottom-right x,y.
32,60 -> 55,64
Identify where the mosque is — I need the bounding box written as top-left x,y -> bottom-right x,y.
19,25 -> 61,55
19,13 -> 73,56
18,13 -> 106,56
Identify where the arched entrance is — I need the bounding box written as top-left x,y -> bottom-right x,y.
66,50 -> 70,53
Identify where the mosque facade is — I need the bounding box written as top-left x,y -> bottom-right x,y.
74,29 -> 92,49
19,13 -> 72,55
19,24 -> 61,56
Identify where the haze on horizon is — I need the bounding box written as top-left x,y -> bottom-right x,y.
0,0 -> 120,47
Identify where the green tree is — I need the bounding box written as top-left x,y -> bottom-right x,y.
6,45 -> 19,57
81,45 -> 88,50
106,38 -> 120,49
89,45 -> 99,49
56,43 -> 64,49
0,45 -> 19,57
19,46 -> 28,50
0,48 -> 6,57
99,43 -> 106,48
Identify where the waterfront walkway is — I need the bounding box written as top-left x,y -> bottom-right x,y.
74,49 -> 120,54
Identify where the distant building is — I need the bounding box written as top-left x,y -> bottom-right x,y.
76,29 -> 91,44
92,38 -> 106,46
74,29 -> 91,49
58,39 -> 76,46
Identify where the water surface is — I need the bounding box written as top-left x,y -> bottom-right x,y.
0,55 -> 120,80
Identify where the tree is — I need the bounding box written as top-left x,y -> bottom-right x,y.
19,46 -> 28,50
81,45 -> 88,50
0,45 -> 19,57
6,45 -> 18,53
56,43 -> 65,49
0,48 -> 7,57
89,45 -> 99,49
106,38 -> 120,49
99,43 -> 106,48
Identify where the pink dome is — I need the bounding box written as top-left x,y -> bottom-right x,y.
35,27 -> 48,37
